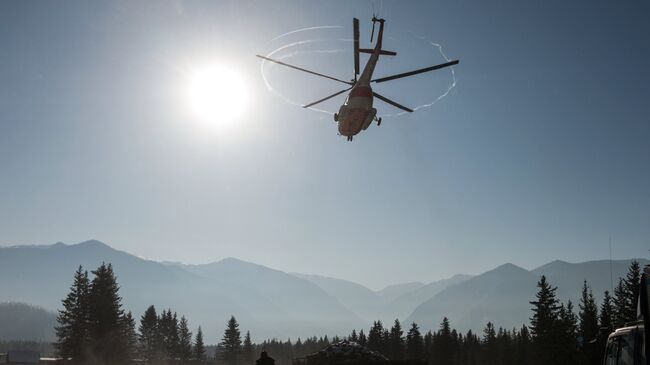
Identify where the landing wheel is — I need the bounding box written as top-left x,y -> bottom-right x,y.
377,117 -> 382,126
334,113 -> 338,122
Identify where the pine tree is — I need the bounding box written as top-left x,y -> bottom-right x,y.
516,325 -> 531,365
600,290 -> 614,334
195,326 -> 206,361
123,311 -> 138,360
158,309 -> 180,359
482,322 -> 497,365
406,322 -> 424,360
557,301 -> 578,365
423,330 -> 433,363
139,305 -> 161,362
87,262 -> 128,364
622,260 -> 641,323
358,329 -> 367,347
578,281 -> 599,346
388,319 -> 405,360
55,266 -> 90,362
349,329 -> 358,343
178,316 -> 193,361
529,275 -> 561,365
367,321 -> 384,352
613,278 -> 627,328
242,331 -> 254,365
434,317 -> 453,365
220,315 -> 242,365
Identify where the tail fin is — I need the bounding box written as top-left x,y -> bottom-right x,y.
358,48 -> 396,56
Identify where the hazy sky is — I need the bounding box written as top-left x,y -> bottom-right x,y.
1,0 -> 648,289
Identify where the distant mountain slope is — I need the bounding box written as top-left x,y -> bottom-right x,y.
292,273 -> 385,322
0,241 -> 362,341
406,259 -> 649,333
406,264 -> 538,332
383,274 -> 473,321
533,258 -> 650,306
0,302 -> 56,341
377,282 -> 425,303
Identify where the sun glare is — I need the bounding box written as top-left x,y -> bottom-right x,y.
188,65 -> 248,126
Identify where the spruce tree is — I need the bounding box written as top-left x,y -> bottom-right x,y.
220,315 -> 242,365
406,322 -> 424,360
434,317 -> 453,365
388,319 -> 405,360
195,326 -> 206,361
622,260 -> 641,323
529,275 -> 561,365
557,301 -> 578,365
178,316 -> 193,361
367,321 -> 384,352
55,266 -> 90,362
516,325 -> 531,365
600,290 -> 614,334
578,281 -> 599,345
242,331 -> 254,365
123,311 -> 138,360
613,278 -> 627,328
349,329 -> 358,343
139,305 -> 161,362
423,330 -> 433,363
87,262 -> 128,364
358,329 -> 367,347
482,322 -> 497,365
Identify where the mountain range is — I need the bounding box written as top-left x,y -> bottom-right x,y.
0,240 -> 646,342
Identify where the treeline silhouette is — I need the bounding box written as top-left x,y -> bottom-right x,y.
54,261 -> 643,365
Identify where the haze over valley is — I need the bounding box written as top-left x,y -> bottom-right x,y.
1,240 -> 645,342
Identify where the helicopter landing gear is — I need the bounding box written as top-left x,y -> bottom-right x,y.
334,113 -> 338,122
377,117 -> 382,126
347,135 -> 353,141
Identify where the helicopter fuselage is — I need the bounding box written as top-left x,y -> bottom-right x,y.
335,20 -> 385,141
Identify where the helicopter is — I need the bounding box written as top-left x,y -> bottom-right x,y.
257,17 -> 459,141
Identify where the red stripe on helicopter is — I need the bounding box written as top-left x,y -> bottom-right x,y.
349,86 -> 372,97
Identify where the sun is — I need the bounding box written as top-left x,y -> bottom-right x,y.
187,65 -> 248,126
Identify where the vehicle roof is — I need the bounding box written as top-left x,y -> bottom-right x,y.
609,324 -> 644,339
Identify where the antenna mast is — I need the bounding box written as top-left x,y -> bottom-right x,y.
610,237 -> 614,294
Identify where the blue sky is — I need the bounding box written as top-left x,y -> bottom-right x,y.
1,0 -> 648,289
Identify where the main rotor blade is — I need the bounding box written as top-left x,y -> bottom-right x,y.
303,87 -> 352,109
353,18 -> 360,77
256,55 -> 353,85
372,59 -> 459,83
373,92 -> 413,112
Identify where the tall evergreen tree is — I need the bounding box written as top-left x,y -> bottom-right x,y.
516,325 -> 531,365
578,281 -> 599,346
434,317 -> 453,365
220,316 -> 242,365
358,329 -> 367,347
529,275 -> 561,365
178,316 -> 193,361
55,266 -> 90,362
349,329 -> 358,343
123,311 -> 138,360
406,322 -> 424,360
242,331 -> 254,365
600,290 -> 614,334
388,319 -> 405,360
482,322 -> 497,365
139,305 -> 161,362
87,262 -> 128,364
557,301 -> 578,365
622,260 -> 641,323
194,326 -> 206,361
613,278 -> 627,328
367,321 -> 385,353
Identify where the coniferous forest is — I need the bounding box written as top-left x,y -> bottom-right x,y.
53,261 -> 643,365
